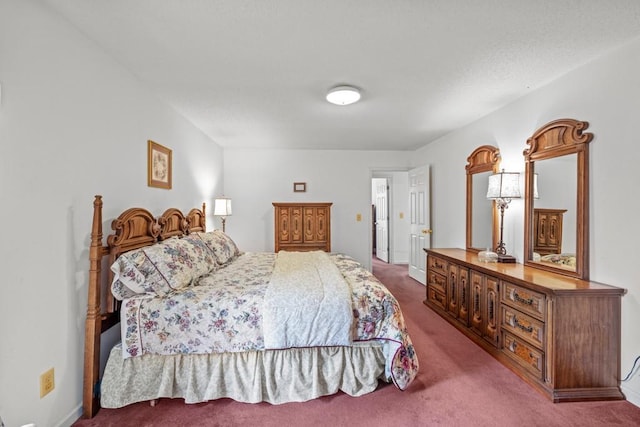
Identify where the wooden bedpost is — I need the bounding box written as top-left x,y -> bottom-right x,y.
83,195 -> 104,418
202,202 -> 206,231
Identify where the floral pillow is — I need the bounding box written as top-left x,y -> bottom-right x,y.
110,236 -> 216,299
194,230 -> 241,265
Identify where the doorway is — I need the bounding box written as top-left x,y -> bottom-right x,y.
370,167 -> 430,284
372,178 -> 389,262
370,171 -> 410,266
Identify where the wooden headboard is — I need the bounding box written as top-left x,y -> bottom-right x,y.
83,195 -> 206,418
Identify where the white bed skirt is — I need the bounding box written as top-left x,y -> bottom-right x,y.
101,342 -> 387,409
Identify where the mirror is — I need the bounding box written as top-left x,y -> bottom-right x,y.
466,145 -> 500,252
523,119 -> 592,279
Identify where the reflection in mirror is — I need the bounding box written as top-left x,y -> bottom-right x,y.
523,119 -> 592,279
466,145 -> 500,253
532,156 -> 576,267
472,171 -> 493,250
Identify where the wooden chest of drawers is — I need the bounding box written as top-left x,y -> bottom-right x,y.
424,248 -> 625,403
273,202 -> 332,252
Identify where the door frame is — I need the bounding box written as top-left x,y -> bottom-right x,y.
372,177 -> 390,263
369,168 -> 410,269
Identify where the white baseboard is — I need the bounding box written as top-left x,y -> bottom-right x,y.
56,404 -> 82,427
622,383 -> 640,409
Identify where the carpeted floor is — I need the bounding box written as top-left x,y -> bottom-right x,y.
73,258 -> 640,426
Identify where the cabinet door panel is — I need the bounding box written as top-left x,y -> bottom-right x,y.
470,271 -> 483,336
547,214 -> 562,248
291,207 -> 303,243
457,268 -> 470,325
303,207 -> 315,242
278,207 -> 291,244
447,264 -> 458,316
537,213 -> 549,246
316,207 -> 328,242
483,276 -> 499,347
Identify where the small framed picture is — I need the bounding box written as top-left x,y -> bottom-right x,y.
293,182 -> 306,192
148,140 -> 172,189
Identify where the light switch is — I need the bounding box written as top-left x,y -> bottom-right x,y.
399,212 -> 404,219
356,213 -> 362,222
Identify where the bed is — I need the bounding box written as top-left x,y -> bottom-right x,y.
534,252 -> 577,269
82,196 -> 419,418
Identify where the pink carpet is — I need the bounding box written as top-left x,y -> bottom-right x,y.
73,258 -> 640,426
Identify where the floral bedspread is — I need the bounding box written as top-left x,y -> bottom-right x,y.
120,252 -> 419,390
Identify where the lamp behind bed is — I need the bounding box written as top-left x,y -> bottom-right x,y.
213,197 -> 232,232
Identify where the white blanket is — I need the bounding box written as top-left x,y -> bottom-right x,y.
263,251 -> 353,349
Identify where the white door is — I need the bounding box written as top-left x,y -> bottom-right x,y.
373,178 -> 389,262
409,166 -> 431,284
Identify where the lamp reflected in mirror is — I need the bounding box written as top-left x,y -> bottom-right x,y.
487,170 -> 520,262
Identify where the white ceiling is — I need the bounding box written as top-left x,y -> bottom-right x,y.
41,0 -> 640,151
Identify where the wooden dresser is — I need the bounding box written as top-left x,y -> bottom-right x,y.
424,248 -> 625,402
534,208 -> 567,255
273,202 -> 332,252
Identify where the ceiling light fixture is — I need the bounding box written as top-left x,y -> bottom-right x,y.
326,85 -> 361,106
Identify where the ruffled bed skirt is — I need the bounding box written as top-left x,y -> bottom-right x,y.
101,342 -> 387,409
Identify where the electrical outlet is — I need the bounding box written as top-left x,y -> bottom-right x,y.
40,368 -> 55,398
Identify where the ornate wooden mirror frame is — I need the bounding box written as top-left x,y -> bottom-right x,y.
523,118 -> 592,279
466,145 -> 500,253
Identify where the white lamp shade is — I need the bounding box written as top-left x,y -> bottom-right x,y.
214,198 -> 232,216
487,172 -> 521,199
326,86 -> 361,106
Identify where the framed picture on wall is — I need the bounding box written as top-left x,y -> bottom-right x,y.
293,182 -> 306,192
148,140 -> 172,189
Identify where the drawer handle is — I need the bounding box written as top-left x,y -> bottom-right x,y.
513,291 -> 533,306
434,260 -> 444,269
512,317 -> 534,333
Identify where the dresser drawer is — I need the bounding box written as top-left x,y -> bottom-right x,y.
427,286 -> 447,311
501,306 -> 544,349
428,255 -> 448,276
501,282 -> 545,320
427,270 -> 447,294
502,331 -> 544,380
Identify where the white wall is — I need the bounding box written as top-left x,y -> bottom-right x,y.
0,1 -> 224,426
412,36 -> 640,406
223,149 -> 411,270
2,2 -> 639,425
